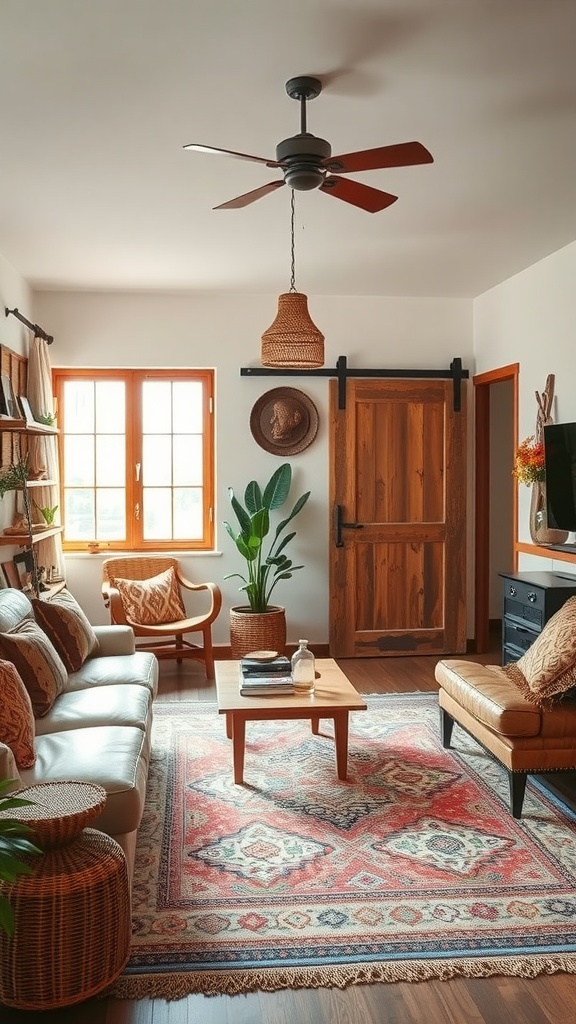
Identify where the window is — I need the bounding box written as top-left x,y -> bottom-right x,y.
52,369 -> 214,552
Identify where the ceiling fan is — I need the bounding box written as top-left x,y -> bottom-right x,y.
184,76 -> 433,214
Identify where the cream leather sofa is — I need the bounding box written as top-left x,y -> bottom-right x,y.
0,588 -> 158,886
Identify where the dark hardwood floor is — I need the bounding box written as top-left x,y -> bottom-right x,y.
4,631 -> 576,1024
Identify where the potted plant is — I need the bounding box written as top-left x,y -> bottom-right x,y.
0,457 -> 41,596
0,780 -> 41,935
224,462 -> 310,657
33,501 -> 59,527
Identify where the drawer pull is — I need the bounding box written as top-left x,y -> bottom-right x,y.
527,592 -> 537,603
509,586 -> 517,597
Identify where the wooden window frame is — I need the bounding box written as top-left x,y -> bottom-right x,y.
52,368 -> 215,553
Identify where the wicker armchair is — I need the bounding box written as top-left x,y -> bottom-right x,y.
101,556 -> 222,679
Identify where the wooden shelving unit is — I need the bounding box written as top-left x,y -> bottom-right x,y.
0,414 -> 58,435
1,381 -> 63,595
0,525 -> 64,548
516,541 -> 576,565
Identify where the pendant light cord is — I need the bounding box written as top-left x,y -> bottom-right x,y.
289,189 -> 296,293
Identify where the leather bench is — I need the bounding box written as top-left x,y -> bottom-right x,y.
434,658 -> 576,818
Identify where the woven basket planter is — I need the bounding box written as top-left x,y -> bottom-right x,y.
229,605 -> 286,659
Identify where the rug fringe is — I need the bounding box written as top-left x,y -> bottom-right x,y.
108,954 -> 576,1000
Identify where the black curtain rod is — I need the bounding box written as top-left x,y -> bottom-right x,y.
5,306 -> 53,344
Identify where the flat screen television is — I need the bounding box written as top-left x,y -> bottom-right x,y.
544,422 -> 576,532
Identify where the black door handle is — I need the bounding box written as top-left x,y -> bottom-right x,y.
334,504 -> 363,547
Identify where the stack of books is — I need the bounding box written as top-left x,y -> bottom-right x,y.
239,655 -> 294,696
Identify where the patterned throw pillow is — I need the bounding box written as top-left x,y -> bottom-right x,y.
0,659 -> 36,768
0,619 -> 68,717
503,595 -> 576,707
32,589 -> 99,672
111,566 -> 186,626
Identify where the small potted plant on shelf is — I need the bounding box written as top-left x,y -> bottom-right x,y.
0,456 -> 42,596
224,462 -> 310,657
0,780 -> 41,935
33,501 -> 59,527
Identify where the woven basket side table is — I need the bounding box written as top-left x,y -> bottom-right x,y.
0,782 -> 131,1010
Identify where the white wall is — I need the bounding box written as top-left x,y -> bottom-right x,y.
474,239 -> 576,579
33,290 -> 472,641
0,253 -> 33,357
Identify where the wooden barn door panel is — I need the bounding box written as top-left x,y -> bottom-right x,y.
329,378 -> 467,658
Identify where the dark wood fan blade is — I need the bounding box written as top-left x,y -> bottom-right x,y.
183,143 -> 279,167
320,176 -> 398,213
326,141 -> 433,174
213,181 -> 286,210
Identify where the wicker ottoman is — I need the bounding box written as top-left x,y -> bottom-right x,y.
0,781 -> 131,1010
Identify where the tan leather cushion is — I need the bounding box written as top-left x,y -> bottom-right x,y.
19,725 -> 151,836
0,659 -> 36,768
32,589 -> 99,672
435,659 -> 542,737
503,596 -> 576,706
111,566 -> 186,625
34,683 -> 152,736
65,651 -> 159,697
0,619 -> 68,717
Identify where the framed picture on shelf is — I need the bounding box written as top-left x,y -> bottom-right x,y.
11,551 -> 34,591
17,395 -> 37,425
1,559 -> 21,589
0,374 -> 19,419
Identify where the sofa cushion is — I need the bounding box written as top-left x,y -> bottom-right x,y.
435,659 -> 542,737
0,588 -> 34,634
34,683 -> 152,736
0,619 -> 68,717
65,651 -> 159,698
19,725 -> 151,836
503,596 -> 576,707
0,659 -> 36,768
111,566 -> 186,625
32,589 -> 99,672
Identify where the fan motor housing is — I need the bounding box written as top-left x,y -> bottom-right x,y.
276,133 -> 331,191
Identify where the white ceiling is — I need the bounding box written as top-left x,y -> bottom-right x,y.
1,0 -> 576,299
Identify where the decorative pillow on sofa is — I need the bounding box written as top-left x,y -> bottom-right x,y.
32,589 -> 99,672
503,595 -> 576,707
111,566 -> 186,625
0,659 -> 36,768
0,619 -> 68,718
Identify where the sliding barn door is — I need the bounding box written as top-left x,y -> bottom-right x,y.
329,378 -> 467,657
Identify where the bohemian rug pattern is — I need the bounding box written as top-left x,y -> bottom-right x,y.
111,693 -> 576,999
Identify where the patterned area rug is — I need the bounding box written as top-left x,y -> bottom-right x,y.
111,693 -> 576,999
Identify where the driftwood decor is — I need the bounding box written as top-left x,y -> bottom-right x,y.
529,374 -> 568,546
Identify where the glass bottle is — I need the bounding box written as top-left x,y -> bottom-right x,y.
291,639 -> 315,694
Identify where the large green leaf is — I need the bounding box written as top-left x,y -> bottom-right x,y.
251,508 -> 270,541
244,480 -> 263,515
228,490 -> 252,535
262,463 -> 292,510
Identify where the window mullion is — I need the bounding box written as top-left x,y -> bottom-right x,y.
126,373 -> 141,548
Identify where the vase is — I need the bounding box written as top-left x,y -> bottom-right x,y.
529,481 -> 569,546
229,605 -> 287,659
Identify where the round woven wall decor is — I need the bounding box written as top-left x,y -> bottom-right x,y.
250,387 -> 319,456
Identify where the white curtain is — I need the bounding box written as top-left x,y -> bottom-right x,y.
27,337 -> 64,578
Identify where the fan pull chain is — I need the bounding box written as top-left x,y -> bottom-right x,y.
289,189 -> 296,292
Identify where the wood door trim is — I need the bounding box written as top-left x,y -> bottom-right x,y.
473,363 -> 519,653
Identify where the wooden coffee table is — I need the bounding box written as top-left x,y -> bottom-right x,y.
215,658 -> 367,784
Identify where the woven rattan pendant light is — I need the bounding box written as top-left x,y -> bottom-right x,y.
261,190 -> 325,368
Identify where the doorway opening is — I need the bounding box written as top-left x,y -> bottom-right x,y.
473,364 -> 519,653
